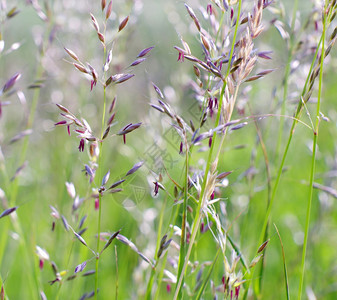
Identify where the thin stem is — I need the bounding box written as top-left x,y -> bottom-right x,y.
246,103 -> 272,295
298,5 -> 327,299
215,10 -> 225,44
276,0 -> 299,160
173,1 -> 242,298
243,19 -> 325,300
175,134 -> 189,298
95,192 -> 102,298
154,199 -> 180,300
145,196 -> 167,299
195,248 -> 220,300
95,37 -> 108,299
257,36 -> 322,261
115,245 -> 119,300
274,224 -> 290,300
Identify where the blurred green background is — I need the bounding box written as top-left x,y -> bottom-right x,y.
1,0 -> 337,299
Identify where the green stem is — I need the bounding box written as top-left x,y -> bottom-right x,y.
95,192 -> 102,298
154,199 -> 180,300
298,5 -> 327,299
145,196 -> 167,299
175,134 -> 189,298
115,246 -> 119,300
260,35 -> 322,241
243,9 -> 327,300
95,38 -> 107,299
274,224 -> 290,300
195,248 -> 220,300
173,1 -> 242,298
276,0 -> 298,161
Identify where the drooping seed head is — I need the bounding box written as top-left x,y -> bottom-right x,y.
90,14 -> 99,32
106,1 -> 112,19
137,46 -> 154,58
101,0 -> 106,11
185,3 -> 201,32
1,73 -> 21,94
64,47 -> 79,61
118,16 -> 129,32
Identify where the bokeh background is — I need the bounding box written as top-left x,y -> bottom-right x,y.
1,0 -> 337,299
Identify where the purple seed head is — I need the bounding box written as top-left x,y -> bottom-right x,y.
153,181 -> 159,196
137,46 -> 154,58
95,198 -> 99,210
78,139 -> 85,152
1,73 -> 21,94
177,52 -> 185,62
207,4 -> 212,15
90,80 -> 97,91
179,142 -> 183,154
235,285 -> 241,299
39,259 -> 44,270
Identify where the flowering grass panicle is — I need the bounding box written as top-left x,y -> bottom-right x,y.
1,0 -> 337,299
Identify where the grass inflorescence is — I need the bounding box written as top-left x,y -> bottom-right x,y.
1,0 -> 337,299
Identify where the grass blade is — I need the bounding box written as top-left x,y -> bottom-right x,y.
274,224 -> 290,300
195,248 -> 220,300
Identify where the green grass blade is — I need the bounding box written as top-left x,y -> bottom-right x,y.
274,224 -> 290,300
195,248 -> 220,300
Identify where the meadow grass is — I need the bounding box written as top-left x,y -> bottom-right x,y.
1,0 -> 337,299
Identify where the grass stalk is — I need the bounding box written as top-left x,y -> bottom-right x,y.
243,15 -> 326,300
145,196 -> 167,299
175,134 -> 190,299
276,0 -> 299,160
173,2 -> 242,297
195,248 -> 220,300
154,199 -> 180,300
298,4 -> 327,299
115,245 -> 119,300
274,224 -> 290,300
95,40 -> 108,299
95,192 -> 102,298
246,103 -> 272,294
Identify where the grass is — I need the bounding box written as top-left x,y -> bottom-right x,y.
1,0 -> 337,299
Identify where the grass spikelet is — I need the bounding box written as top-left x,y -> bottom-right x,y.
0,206 -> 18,219
100,230 -> 121,254
118,16 -> 129,32
2,0 -> 337,299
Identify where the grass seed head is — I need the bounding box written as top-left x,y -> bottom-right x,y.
118,16 -> 129,32
64,47 -> 79,61
101,0 -> 106,11
90,13 -> 100,32
106,1 -> 112,19
137,46 -> 154,58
